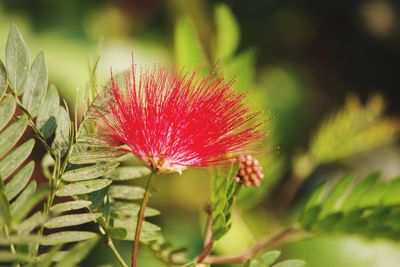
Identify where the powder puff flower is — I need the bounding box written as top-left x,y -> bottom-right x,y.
95,65 -> 266,174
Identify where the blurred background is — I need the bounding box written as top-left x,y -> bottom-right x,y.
1,0 -> 400,266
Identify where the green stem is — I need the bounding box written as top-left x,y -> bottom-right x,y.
132,172 -> 155,267
4,225 -> 21,267
106,235 -> 129,267
201,228 -> 302,264
11,93 -> 53,156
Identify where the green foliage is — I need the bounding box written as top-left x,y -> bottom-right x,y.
0,116 -> 28,158
0,96 -> 16,131
174,16 -> 209,73
41,231 -> 98,246
221,49 -> 256,91
0,25 -> 99,266
51,106 -> 71,156
61,161 -> 120,182
56,178 -> 112,196
147,236 -> 188,265
36,84 -> 59,138
0,139 -> 35,181
50,200 -> 92,213
44,213 -> 102,229
245,250 -> 306,267
4,161 -> 35,201
102,167 -> 161,242
294,95 -> 400,178
5,24 -> 30,95
210,162 -> 240,241
106,166 -> 151,181
247,250 -> 281,267
69,148 -> 125,164
22,51 -> 48,117
299,172 -> 400,240
54,237 -> 99,267
0,60 -> 7,99
214,4 -> 240,61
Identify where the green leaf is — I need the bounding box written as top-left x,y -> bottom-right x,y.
106,166 -> 151,181
18,211 -> 45,234
50,200 -> 92,213
342,172 -> 379,211
11,183 -> 47,222
54,237 -> 99,267
22,51 -> 48,117
111,202 -> 160,219
318,212 -> 343,231
44,212 -> 102,229
214,4 -> 240,61
0,60 -> 7,99
174,16 -> 208,72
52,106 -> 70,157
0,115 -> 28,158
113,219 -> 160,242
109,185 -> 145,200
304,181 -> 327,211
69,148 -> 125,164
38,244 -> 62,267
272,260 -> 306,267
9,180 -> 36,215
0,95 -> 16,131
358,182 -> 387,207
62,161 -> 120,182
249,250 -> 281,267
0,176 -> 11,228
383,178 -> 400,205
222,49 -> 255,91
88,187 -> 108,210
4,160 -> 34,201
319,174 -> 354,218
0,251 -> 32,263
107,227 -> 128,239
6,24 -> 30,94
55,179 -> 112,196
36,84 -> 59,138
0,139 -> 35,181
210,163 -> 239,241
36,251 -> 68,263
40,231 -> 97,246
300,206 -> 321,230
0,235 -> 39,245
298,173 -> 400,241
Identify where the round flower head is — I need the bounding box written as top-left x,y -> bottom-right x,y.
234,155 -> 264,187
95,64 -> 266,174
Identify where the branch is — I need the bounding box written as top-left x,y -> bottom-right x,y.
132,172 -> 155,267
196,204 -> 214,263
106,235 -> 129,267
201,228 -> 302,265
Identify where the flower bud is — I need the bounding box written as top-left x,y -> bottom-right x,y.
234,155 -> 264,187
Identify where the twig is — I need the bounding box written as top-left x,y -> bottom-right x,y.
203,204 -> 213,247
106,235 -> 129,267
201,228 -> 301,265
196,204 -> 214,263
132,172 -> 155,267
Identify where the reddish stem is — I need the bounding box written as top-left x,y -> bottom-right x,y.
132,172 -> 155,267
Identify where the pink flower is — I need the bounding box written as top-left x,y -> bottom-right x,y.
95,65 -> 266,174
